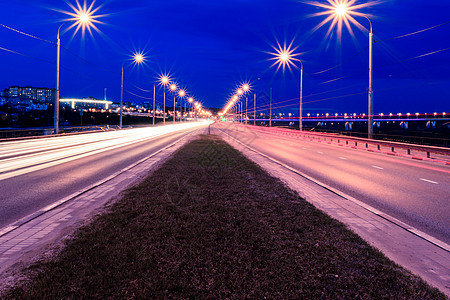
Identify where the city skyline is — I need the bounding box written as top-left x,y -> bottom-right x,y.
0,0 -> 449,115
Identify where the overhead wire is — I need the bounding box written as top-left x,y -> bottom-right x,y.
126,90 -> 153,100
0,45 -> 55,65
0,23 -> 55,44
378,21 -> 450,43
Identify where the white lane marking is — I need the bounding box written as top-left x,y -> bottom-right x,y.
338,157 -> 347,160
317,151 -> 324,154
302,147 -> 308,150
372,165 -> 384,170
420,178 -> 438,184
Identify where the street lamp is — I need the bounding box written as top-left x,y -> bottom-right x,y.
240,83 -> 251,125
188,97 -> 194,120
177,89 -> 186,123
311,0 -> 376,138
120,52 -> 145,128
169,83 -> 177,123
268,40 -> 303,130
159,74 -> 171,124
55,4 -> 101,134
279,52 -> 303,131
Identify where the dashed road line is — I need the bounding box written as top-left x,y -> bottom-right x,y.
339,157 -> 348,160
372,165 -> 384,170
420,178 -> 438,184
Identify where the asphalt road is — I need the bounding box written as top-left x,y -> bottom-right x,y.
0,123 -> 210,229
215,123 -> 450,244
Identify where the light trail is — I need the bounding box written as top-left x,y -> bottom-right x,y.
0,121 -> 212,181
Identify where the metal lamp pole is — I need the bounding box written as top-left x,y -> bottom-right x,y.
163,86 -> 166,124
152,85 -> 156,125
253,93 -> 256,126
269,87 -> 272,127
245,96 -> 248,125
173,95 -> 176,124
55,25 -> 63,134
367,17 -> 374,139
120,65 -> 124,128
299,61 -> 304,131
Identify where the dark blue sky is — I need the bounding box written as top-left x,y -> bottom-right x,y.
1,0 -> 449,115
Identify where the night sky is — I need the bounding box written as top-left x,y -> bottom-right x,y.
1,0 -> 449,115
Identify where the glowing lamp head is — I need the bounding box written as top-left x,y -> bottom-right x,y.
188,97 -> 194,103
79,13 -> 90,23
161,76 -> 169,85
280,52 -> 290,62
134,53 -> 144,63
242,84 -> 250,92
335,4 -> 348,16
237,89 -> 243,95
178,90 -> 185,97
170,84 -> 177,91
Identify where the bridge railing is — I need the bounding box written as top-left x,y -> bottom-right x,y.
241,124 -> 450,163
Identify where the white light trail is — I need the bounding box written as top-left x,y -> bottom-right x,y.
0,121 -> 212,181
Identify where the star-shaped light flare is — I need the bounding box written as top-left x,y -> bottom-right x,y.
131,52 -> 146,66
305,0 -> 380,40
267,40 -> 302,73
58,0 -> 106,38
158,74 -> 172,87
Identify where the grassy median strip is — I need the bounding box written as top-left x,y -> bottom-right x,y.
3,135 -> 444,299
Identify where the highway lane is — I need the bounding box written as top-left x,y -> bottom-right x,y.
214,123 -> 450,244
0,122 -> 211,229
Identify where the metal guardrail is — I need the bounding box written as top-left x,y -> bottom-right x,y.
307,128 -> 450,148
244,125 -> 450,162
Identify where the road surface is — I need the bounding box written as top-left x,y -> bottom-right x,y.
0,122 -> 211,229
214,122 -> 450,244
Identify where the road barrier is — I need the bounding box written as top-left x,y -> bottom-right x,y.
239,124 -> 450,164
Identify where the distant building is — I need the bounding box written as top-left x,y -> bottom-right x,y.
60,97 -> 113,110
8,98 -> 33,112
3,86 -> 55,103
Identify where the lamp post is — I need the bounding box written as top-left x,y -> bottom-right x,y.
120,52 -> 144,129
153,85 -> 156,125
273,47 -> 304,131
159,75 -> 170,125
367,18 -> 374,139
55,25 -> 62,134
188,97 -> 194,121
55,11 -> 96,134
253,93 -> 256,126
177,89 -> 186,123
242,84 -> 250,125
313,0 -> 375,139
169,83 -> 177,124
269,87 -> 272,127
